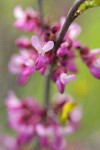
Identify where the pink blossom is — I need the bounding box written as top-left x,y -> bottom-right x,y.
89,65 -> 100,79
35,55 -> 46,70
8,54 -> 24,74
14,6 -> 41,33
89,50 -> 100,78
16,36 -> 33,49
60,73 -> 76,85
57,41 -> 73,57
31,35 -> 54,55
56,73 -> 76,93
9,50 -> 35,74
31,35 -> 54,70
8,49 -> 36,85
5,91 -> 81,149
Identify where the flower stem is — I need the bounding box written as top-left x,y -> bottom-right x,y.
37,0 -> 44,27
44,65 -> 52,107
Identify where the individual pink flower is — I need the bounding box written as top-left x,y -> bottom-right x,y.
9,50 -> 35,74
31,35 -> 54,55
8,49 -> 37,85
89,49 -> 100,78
57,41 -> 73,57
89,64 -> 100,79
79,47 -> 100,79
8,54 -> 24,74
52,67 -> 66,82
60,73 -> 76,85
34,55 -> 46,70
14,6 -> 41,33
56,73 -> 76,93
16,36 -> 33,50
76,45 -> 100,79
31,35 -> 54,70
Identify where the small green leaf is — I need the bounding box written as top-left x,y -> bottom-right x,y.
80,1 -> 90,11
74,0 -> 100,19
79,0 -> 100,13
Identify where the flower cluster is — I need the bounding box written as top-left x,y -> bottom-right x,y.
5,4 -> 100,150
9,7 -> 100,93
5,91 -> 81,150
14,6 -> 41,33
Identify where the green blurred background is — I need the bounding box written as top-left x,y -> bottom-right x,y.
0,0 -> 100,149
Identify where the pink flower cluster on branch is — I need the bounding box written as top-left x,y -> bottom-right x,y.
5,1 -> 100,149
5,92 -> 81,150
9,7 -> 100,93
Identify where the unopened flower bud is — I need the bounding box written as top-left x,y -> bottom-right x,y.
35,56 -> 46,70
51,26 -> 58,34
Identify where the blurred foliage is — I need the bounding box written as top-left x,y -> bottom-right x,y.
0,0 -> 100,148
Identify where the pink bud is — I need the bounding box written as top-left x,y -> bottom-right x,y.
89,65 -> 100,79
35,56 -> 46,70
56,79 -> 65,94
51,25 -> 58,34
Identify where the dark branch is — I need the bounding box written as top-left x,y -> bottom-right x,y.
44,65 -> 52,107
37,0 -> 44,26
54,0 -> 86,52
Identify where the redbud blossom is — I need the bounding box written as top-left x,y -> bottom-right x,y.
31,35 -> 54,70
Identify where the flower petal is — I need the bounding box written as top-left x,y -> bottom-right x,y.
56,79 -> 65,94
42,41 -> 54,53
14,6 -> 25,19
35,56 -> 46,70
68,23 -> 81,39
60,17 -> 66,27
90,48 -> 100,55
66,74 -> 76,82
31,36 -> 42,53
60,73 -> 68,84
90,65 -> 100,79
60,73 -> 76,85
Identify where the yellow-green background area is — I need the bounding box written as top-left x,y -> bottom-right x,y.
0,0 -> 100,149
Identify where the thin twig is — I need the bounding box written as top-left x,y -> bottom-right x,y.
44,65 -> 52,107
54,0 -> 87,52
37,0 -> 44,26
